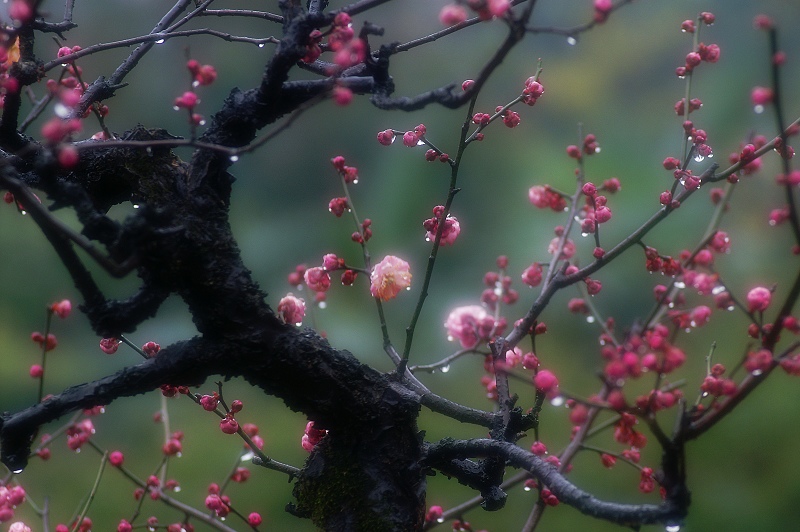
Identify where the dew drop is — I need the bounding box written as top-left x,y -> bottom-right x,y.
447,335 -> 454,342
20,210 -> 26,215
406,286 -> 411,291
586,316 -> 595,324
318,301 -> 327,309
726,305 -> 735,311
441,365 -> 450,373
425,236 -> 431,242
241,452 -> 255,461
258,43 -> 265,48
416,139 -> 425,146
155,38 -> 165,44
176,452 -> 182,458
294,322 -> 302,327
693,154 -> 705,163
54,103 -> 70,119
523,485 -> 532,492
11,468 -> 23,474
701,392 -> 708,397
192,80 -> 199,88
674,281 -> 686,289
769,219 -> 777,227
751,369 -> 763,376
712,285 -> 725,295
198,119 -> 206,126
173,105 -> 180,111
566,36 -> 577,45
594,147 -> 601,153
146,147 -> 153,156
437,517 -> 445,523
581,232 -> 589,238
230,155 -> 239,162
668,302 -> 674,308
754,104 -> 765,114
133,204 -> 140,209
678,75 -> 685,80
666,525 -> 681,532
352,179 -> 358,184
550,396 -> 565,407
61,62 -> 68,67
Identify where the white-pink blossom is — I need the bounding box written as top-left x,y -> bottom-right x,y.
370,255 -> 412,301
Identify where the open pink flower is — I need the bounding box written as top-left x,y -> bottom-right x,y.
277,294 -> 306,325
444,305 -> 497,349
370,255 -> 412,301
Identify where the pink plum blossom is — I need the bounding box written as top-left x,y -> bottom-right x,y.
277,294 -> 306,325
370,255 -> 412,301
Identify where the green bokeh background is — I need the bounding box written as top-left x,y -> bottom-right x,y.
2,0 -> 800,530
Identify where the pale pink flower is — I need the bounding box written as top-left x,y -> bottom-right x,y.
277,294 -> 306,325
370,255 -> 412,301
8,523 -> 32,532
444,305 -> 497,349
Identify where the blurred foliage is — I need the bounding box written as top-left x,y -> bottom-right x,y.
2,0 -> 800,530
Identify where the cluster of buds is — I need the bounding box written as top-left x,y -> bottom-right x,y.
567,133 -> 601,160
172,59 -> 217,125
579,179 -> 616,235
482,346 -> 542,400
205,483 -> 232,518
438,0 -> 510,26
528,184 -> 567,211
480,257 -> 519,309
66,419 -> 95,451
31,331 -> 57,352
521,76 -> 544,106
186,59 -> 217,87
423,205 -> 461,246
320,12 -> 365,70
728,138 -> 767,175
673,97 -> 703,116
675,12 -> 719,77
613,413 -> 648,450
0,485 -> 27,523
700,364 -> 737,396
331,155 -> 358,184
643,246 -> 683,277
